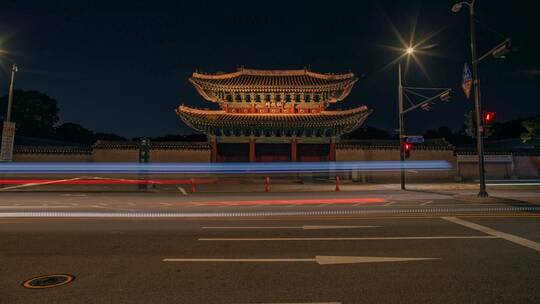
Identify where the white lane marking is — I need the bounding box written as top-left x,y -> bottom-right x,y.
199,236 -> 497,241
60,194 -> 88,197
243,303 -> 341,304
159,203 -> 173,206
242,302 -> 341,304
90,205 -> 134,212
420,201 -> 433,206
0,177 -> 84,191
202,225 -> 381,230
177,186 -> 187,195
384,201 -> 397,206
442,217 -> 540,253
486,182 -> 540,186
163,255 -> 439,265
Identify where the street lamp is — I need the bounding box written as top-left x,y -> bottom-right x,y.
398,47 -> 414,190
452,0 -> 488,197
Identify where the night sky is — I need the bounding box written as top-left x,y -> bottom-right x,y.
1,0 -> 538,138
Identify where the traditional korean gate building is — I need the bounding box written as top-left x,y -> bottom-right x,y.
176,67 -> 372,162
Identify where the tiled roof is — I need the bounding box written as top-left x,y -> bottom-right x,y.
176,105 -> 371,136
338,139 -> 454,150
14,145 -> 92,154
92,140 -> 209,150
189,67 -> 358,101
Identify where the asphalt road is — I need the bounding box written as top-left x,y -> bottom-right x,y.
1,191 -> 539,303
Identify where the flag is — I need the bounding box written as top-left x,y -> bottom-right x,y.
462,63 -> 472,99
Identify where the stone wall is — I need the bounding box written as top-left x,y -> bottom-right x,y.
10,140 -> 539,181
13,146 -> 92,162
336,145 -> 456,182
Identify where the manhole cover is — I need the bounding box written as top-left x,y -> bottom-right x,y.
22,274 -> 75,289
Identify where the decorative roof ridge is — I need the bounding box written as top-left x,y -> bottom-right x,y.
176,105 -> 368,116
191,67 -> 355,80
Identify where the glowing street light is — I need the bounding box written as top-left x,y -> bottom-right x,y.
406,47 -> 415,55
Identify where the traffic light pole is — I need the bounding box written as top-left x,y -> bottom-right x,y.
398,63 -> 406,190
469,2 -> 488,197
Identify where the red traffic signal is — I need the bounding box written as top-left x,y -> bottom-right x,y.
484,111 -> 495,124
402,142 -> 412,159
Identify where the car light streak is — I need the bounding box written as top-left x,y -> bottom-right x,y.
0,161 -> 452,174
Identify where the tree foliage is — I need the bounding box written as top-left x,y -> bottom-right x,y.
345,126 -> 392,140
521,116 -> 540,150
0,90 -> 59,137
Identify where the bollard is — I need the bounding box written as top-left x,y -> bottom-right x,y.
265,176 -> 270,192
191,178 -> 196,193
335,175 -> 340,191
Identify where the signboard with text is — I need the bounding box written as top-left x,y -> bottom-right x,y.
0,121 -> 16,161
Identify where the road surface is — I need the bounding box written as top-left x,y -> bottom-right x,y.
1,190 -> 539,303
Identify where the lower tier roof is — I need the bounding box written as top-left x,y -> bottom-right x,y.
176,105 -> 372,137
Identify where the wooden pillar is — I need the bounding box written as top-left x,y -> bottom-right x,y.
291,137 -> 297,162
210,136 -> 218,162
249,138 -> 256,162
329,137 -> 336,161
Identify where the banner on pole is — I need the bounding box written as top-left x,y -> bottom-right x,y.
462,63 -> 472,99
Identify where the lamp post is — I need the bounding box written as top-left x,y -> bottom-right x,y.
398,48 -> 414,190
1,63 -> 18,162
452,0 -> 488,197
398,62 -> 405,190
6,63 -> 18,122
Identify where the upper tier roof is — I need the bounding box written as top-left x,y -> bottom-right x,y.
189,67 -> 358,102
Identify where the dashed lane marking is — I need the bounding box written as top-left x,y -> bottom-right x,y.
420,201 -> 433,206
202,225 -> 381,230
442,217 -> 540,253
162,256 -> 439,265
384,201 -> 397,206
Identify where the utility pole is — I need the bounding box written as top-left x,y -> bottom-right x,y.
398,63 -> 405,190
452,0 -> 488,197
6,63 -> 18,122
1,63 -> 18,162
468,2 -> 488,197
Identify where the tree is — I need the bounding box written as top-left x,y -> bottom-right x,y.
0,90 -> 59,138
94,132 -> 127,141
521,116 -> 540,150
345,126 -> 391,140
54,122 -> 95,144
424,126 -> 454,142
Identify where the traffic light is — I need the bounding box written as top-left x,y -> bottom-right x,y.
421,102 -> 433,111
139,138 -> 150,163
483,111 -> 495,124
402,142 -> 412,159
483,111 -> 495,138
439,90 -> 454,102
464,111 -> 475,138
492,39 -> 512,59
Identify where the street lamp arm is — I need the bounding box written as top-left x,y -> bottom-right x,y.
473,38 -> 512,64
401,89 -> 452,115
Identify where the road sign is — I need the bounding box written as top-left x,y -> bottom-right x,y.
402,135 -> 424,144
0,121 -> 16,161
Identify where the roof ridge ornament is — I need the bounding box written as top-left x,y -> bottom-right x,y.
191,68 -> 355,80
